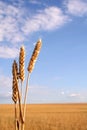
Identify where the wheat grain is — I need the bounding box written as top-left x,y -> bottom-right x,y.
27,39 -> 42,73
12,60 -> 18,104
19,46 -> 25,81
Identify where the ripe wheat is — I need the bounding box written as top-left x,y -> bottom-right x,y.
19,46 -> 25,81
12,60 -> 18,103
12,39 -> 42,130
27,39 -> 42,73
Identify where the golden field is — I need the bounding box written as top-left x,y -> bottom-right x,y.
0,104 -> 87,130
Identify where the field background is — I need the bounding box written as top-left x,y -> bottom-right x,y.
0,104 -> 87,130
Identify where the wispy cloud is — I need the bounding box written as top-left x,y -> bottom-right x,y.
22,6 -> 69,34
0,1 -> 25,43
0,75 -> 12,102
69,93 -> 80,97
0,0 -> 87,47
54,76 -> 63,81
61,91 -> 65,95
65,0 -> 87,16
0,75 -> 11,88
0,92 -> 11,98
29,0 -> 41,5
0,46 -> 19,58
0,0 -> 70,61
0,1 -> 69,45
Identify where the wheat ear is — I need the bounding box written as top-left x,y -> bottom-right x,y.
19,45 -> 25,115
12,60 -> 19,103
12,60 -> 19,130
19,45 -> 25,81
22,39 -> 42,130
27,39 -> 42,73
19,45 -> 25,95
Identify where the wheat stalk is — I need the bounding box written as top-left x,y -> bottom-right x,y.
22,39 -> 42,130
12,39 -> 42,130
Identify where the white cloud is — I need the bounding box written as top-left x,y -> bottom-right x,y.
65,0 -> 87,16
0,1 -> 71,60
54,76 -> 63,80
29,0 -> 41,5
0,92 -> 11,98
69,93 -> 80,97
0,46 -> 19,58
0,75 -> 12,102
0,1 -> 25,43
22,6 -> 69,34
61,91 -> 65,95
0,75 -> 11,88
0,1 -> 69,44
1,0 -> 87,47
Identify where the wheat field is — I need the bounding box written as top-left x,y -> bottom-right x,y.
0,104 -> 87,130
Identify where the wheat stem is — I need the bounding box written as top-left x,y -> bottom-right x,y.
14,67 -> 24,126
14,103 -> 17,130
22,72 -> 30,130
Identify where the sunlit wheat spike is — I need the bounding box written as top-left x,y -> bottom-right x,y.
19,45 -> 25,81
13,60 -> 19,80
12,61 -> 18,103
27,39 -> 42,73
12,91 -> 18,103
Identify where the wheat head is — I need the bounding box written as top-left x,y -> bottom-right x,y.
12,60 -> 18,103
19,46 -> 25,81
27,39 -> 42,73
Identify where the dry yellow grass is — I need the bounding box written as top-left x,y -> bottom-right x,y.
0,104 -> 87,130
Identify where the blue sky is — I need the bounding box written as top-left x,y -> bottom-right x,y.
0,0 -> 87,104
